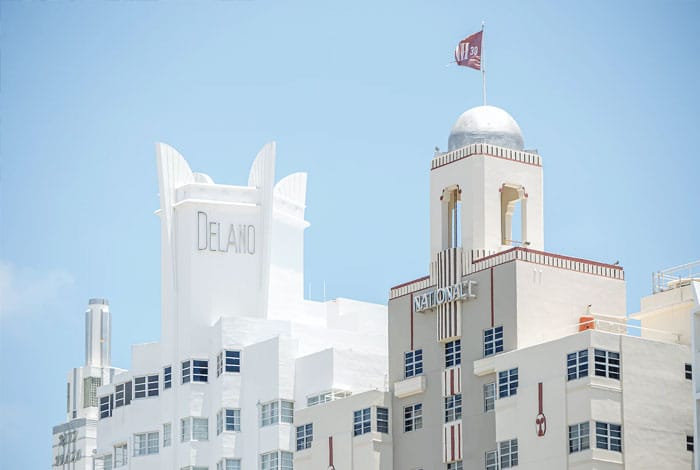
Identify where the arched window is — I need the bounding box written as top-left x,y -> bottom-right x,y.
441,185 -> 462,249
501,184 -> 527,246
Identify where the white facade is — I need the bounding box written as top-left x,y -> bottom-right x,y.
52,298 -> 124,470
90,143 -> 388,469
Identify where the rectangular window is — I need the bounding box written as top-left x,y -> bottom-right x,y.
594,349 -> 620,380
164,366 -> 172,389
353,408 -> 371,436
483,382 -> 496,412
99,395 -> 111,419
688,435 -> 694,452
404,349 -> 423,378
376,406 -> 389,433
163,423 -> 172,447
447,462 -> 463,470
261,401 -> 279,426
484,326 -> 504,357
281,400 -> 294,423
296,423 -> 313,450
218,408 -> 241,433
115,384 -> 125,408
568,422 -> 590,453
217,352 -> 222,377
134,431 -> 159,456
499,439 -> 518,468
219,459 -> 241,470
135,376 -> 147,398
125,381 -> 132,405
103,454 -> 113,470
595,421 -> 622,452
444,394 -> 462,423
498,368 -> 518,398
83,376 -> 102,408
445,340 -> 461,367
686,363 -> 693,380
193,360 -> 208,383
261,451 -> 292,470
182,361 -> 191,384
225,350 -> 241,373
567,349 -> 589,381
193,417 -> 209,441
485,450 -> 497,470
147,375 -> 159,396
181,417 -> 190,442
114,444 -> 128,467
404,403 -> 422,432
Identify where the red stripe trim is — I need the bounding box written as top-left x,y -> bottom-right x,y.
431,150 -> 542,171
538,382 -> 543,414
410,293 -> 414,350
490,267 -> 495,327
473,246 -> 623,271
390,275 -> 430,291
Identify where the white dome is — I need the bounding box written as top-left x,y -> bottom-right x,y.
448,105 -> 524,152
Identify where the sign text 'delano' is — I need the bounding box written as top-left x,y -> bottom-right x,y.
196,211 -> 256,254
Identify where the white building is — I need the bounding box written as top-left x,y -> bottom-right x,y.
52,298 -> 124,470
381,105 -> 698,469
89,143 -> 388,470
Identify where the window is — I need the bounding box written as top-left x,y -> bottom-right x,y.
353,408 -> 371,436
567,349 -> 589,381
164,366 -> 172,389
193,417 -> 209,440
687,435 -> 694,452
568,422 -> 590,453
217,409 -> 241,434
404,403 -> 422,432
447,462 -> 463,470
260,451 -> 293,470
483,383 -> 495,412
133,432 -> 159,456
83,376 -> 102,408
444,394 -> 462,423
307,389 -> 352,406
193,360 -> 208,382
135,375 -> 159,398
376,407 -> 389,433
281,400 -> 294,423
115,384 -> 125,408
499,439 -> 518,468
114,444 -> 128,467
498,368 -> 518,398
99,395 -> 112,419
404,349 -> 423,378
261,401 -> 279,426
182,361 -> 191,384
217,350 -> 241,375
163,423 -> 172,447
595,422 -> 622,452
445,340 -> 461,367
686,363 -> 693,380
485,450 -> 497,470
484,326 -> 504,357
296,423 -> 313,450
102,454 -> 113,470
218,459 -> 241,470
181,417 -> 208,442
594,349 -> 620,380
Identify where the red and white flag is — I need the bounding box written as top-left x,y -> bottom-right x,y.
454,31 -> 482,70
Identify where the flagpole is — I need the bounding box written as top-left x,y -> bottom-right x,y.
481,21 -> 487,105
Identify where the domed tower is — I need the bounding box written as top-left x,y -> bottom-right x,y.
430,105 -> 544,260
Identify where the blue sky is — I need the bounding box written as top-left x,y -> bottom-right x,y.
1,1 -> 699,467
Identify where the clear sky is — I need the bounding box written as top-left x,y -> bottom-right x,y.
1,0 -> 699,467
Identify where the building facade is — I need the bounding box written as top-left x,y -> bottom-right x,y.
89,143 -> 388,470
385,105 -> 698,469
52,298 -> 124,470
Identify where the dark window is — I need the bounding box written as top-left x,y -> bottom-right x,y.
686,363 -> 692,380
376,407 -> 389,433
484,326 -> 504,357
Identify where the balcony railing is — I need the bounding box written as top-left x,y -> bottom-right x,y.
652,260 -> 700,293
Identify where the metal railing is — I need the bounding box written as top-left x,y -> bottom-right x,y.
652,260 -> 700,293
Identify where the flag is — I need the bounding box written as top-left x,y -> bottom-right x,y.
454,31 -> 482,70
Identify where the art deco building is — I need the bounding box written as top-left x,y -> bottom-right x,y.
87,143 -> 388,470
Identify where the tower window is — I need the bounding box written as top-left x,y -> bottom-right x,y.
500,184 -> 527,246
441,186 -> 462,249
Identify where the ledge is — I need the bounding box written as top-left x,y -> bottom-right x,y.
393,376 -> 426,399
473,356 -> 496,377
